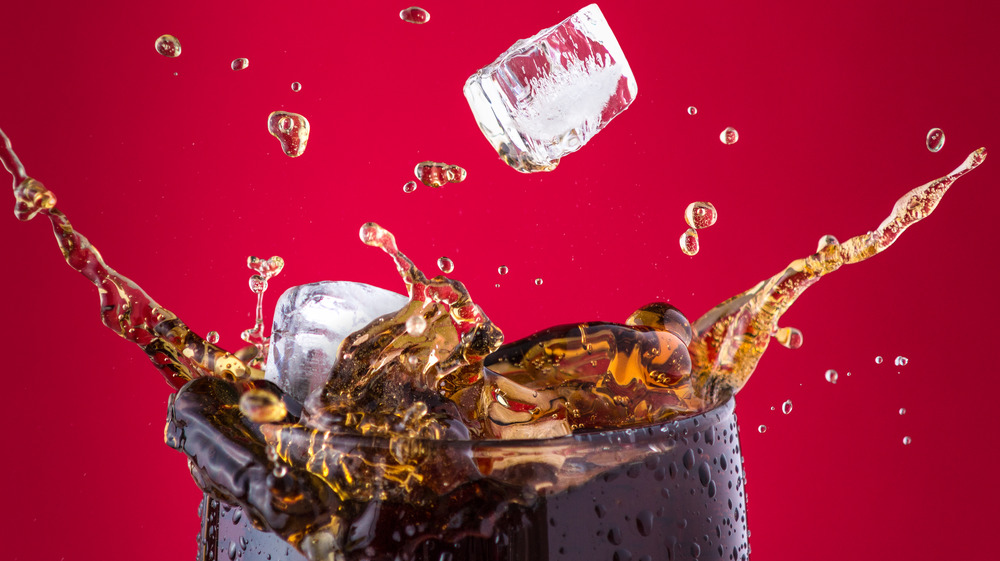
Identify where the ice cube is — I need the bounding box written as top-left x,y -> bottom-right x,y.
264,281 -> 409,403
464,4 -> 637,173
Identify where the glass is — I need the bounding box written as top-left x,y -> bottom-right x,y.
195,398 -> 748,561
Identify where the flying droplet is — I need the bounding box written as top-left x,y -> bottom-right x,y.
206,331 -> 220,344
267,111 -> 310,157
291,81 -> 302,92
774,327 -> 803,349
781,400 -> 793,415
155,35 -> 181,57
898,407 -> 906,415
875,356 -> 884,364
680,228 -> 699,256
405,314 -> 427,336
757,425 -> 767,434
273,464 -> 288,477
825,369 -> 838,384
400,6 -> 430,24
926,128 -> 945,152
719,127 -> 739,145
414,161 -> 466,187
403,181 -> 417,193
437,256 -> 454,274
239,388 -> 288,423
687,106 -> 697,116
534,278 -> 544,286
231,58 -> 249,71
894,356 -> 908,366
248,275 -> 268,294
902,436 -> 912,445
684,201 -> 718,229
498,265 -> 509,275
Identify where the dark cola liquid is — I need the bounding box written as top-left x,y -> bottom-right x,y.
195,399 -> 748,561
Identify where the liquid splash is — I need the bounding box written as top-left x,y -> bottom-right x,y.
267,111 -> 310,157
240,256 -> 285,368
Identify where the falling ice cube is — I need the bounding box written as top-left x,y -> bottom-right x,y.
263,281 -> 408,403
463,4 -> 637,173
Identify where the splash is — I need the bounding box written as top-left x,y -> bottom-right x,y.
240,256 -> 285,368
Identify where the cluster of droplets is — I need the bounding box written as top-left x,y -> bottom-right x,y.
679,201 -> 717,256
267,111 -> 310,157
414,161 -> 467,188
240,255 -> 284,368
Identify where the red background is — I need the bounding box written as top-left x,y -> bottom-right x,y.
1,1 -> 998,559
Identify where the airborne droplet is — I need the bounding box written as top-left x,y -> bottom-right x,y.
825,369 -> 838,384
403,181 -> 417,193
437,256 -> 454,274
875,356 -> 884,364
154,35 -> 181,57
894,356 -> 908,366
781,400 -> 793,415
902,436 -> 912,445
400,6 -> 430,24
757,424 -> 767,434
206,331 -> 220,344
680,228 -> 699,256
926,128 -> 945,152
898,407 -> 906,415
774,326 -> 803,349
687,106 -> 697,116
291,81 -> 302,92
534,278 -> 544,286
719,127 -> 739,145
231,58 -> 249,71
267,111 -> 310,157
414,161 -> 466,188
684,201 -> 718,229
498,265 -> 509,275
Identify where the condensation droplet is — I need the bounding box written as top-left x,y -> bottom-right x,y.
498,265 -> 509,275
825,369 -> 838,384
774,326 -> 803,349
206,331 -> 220,344
231,58 -> 249,71
684,201 -> 718,229
757,424 -> 767,433
291,81 -> 302,92
719,127 -> 739,145
875,355 -> 884,364
437,256 -> 454,274
926,128 -> 945,152
155,34 -> 181,57
894,356 -> 908,366
687,106 -> 698,115
403,181 -> 417,193
534,278 -> 544,286
400,6 -> 430,24
781,400 -> 793,415
898,407 -> 907,415
680,228 -> 699,256
902,436 -> 912,445
405,314 -> 427,336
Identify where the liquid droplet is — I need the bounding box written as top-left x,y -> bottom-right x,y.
875,356 -> 884,364
154,35 -> 181,57
902,436 -> 912,445
534,278 -> 544,286
273,464 -> 288,477
267,111 -> 310,157
684,201 -> 718,229
403,181 -> 417,193
825,369 -> 838,384
206,331 -> 220,344
687,106 -> 697,115
231,58 -> 249,71
816,234 -> 840,253
414,161 -> 466,187
497,265 -> 509,275
400,6 -> 430,24
405,314 -> 427,336
757,424 -> 767,433
899,407 -> 907,415
291,81 -> 302,92
437,256 -> 454,274
926,128 -> 945,152
239,388 -> 288,423
719,127 -> 739,145
680,228 -> 699,256
781,400 -> 793,414
894,356 -> 908,366
774,326 -> 803,349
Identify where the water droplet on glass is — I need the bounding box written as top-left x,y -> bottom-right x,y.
267,111 -> 310,157
155,34 -> 181,57
774,326 -> 803,349
534,278 -> 544,286
291,81 -> 302,92
684,201 -> 718,229
875,355 -> 884,364
926,128 -> 945,152
437,256 -> 454,274
400,6 -> 430,24
687,106 -> 698,116
825,369 -> 838,384
498,265 -> 509,275
898,407 -> 907,415
403,181 -> 417,193
902,436 -> 912,445
206,331 -> 220,344
405,314 -> 427,336
231,58 -> 249,71
719,127 -> 739,145
781,400 -> 793,415
757,424 -> 767,433
680,228 -> 700,256
894,356 -> 908,366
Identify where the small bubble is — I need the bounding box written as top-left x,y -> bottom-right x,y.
875,355 -> 884,364
154,34 -> 181,57
273,464 -> 288,477
687,106 -> 698,115
774,326 -> 803,349
231,58 -> 249,71
894,356 -> 908,366
437,256 -> 455,274
926,128 -> 945,152
206,331 -> 220,344
498,265 -> 509,275
291,81 -> 302,92
902,436 -> 912,445
534,278 -> 544,286
899,407 -> 907,415
403,181 -> 417,193
781,400 -> 793,415
719,127 -> 739,145
400,6 -> 430,24
680,228 -> 700,256
757,424 -> 767,433
684,202 -> 718,229
405,314 -> 427,336
825,369 -> 838,384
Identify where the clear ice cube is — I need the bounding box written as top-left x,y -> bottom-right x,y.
464,4 -> 637,173
264,281 -> 409,403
